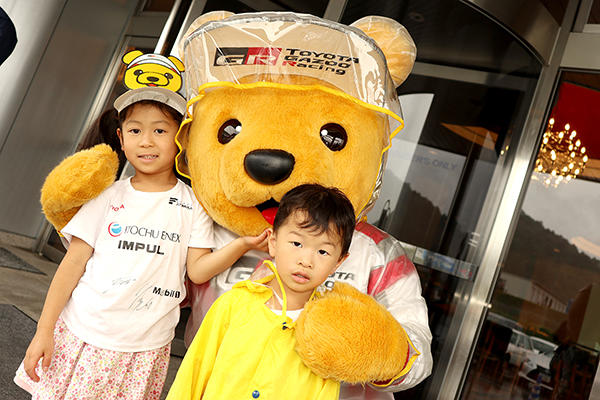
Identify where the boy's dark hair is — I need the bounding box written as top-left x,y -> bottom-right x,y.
273,184 -> 356,256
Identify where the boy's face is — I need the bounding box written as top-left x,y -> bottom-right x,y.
117,103 -> 179,178
268,211 -> 348,298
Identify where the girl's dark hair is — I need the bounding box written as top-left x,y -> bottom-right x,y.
77,108 -> 121,152
273,184 -> 356,256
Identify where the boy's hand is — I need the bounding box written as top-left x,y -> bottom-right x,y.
241,229 -> 269,253
24,329 -> 54,382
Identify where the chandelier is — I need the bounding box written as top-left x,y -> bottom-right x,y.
533,118 -> 588,187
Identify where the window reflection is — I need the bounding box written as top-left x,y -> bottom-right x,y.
370,71 -> 538,399
369,73 -> 528,264
462,71 -> 600,400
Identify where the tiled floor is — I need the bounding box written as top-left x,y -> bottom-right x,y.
0,239 -> 182,400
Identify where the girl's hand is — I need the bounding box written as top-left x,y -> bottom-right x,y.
242,229 -> 269,253
24,329 -> 54,382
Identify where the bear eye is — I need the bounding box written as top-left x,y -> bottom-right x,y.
133,69 -> 143,76
164,72 -> 173,79
320,123 -> 347,151
218,119 -> 242,144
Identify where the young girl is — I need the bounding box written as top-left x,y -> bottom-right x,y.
14,85 -> 268,400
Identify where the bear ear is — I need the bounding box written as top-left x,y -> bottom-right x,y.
351,16 -> 416,87
177,10 -> 235,61
168,55 -> 185,72
123,50 -> 144,65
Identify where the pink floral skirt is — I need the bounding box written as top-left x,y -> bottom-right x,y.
14,318 -> 170,400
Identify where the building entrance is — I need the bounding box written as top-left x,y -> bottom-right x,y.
462,70 -> 600,400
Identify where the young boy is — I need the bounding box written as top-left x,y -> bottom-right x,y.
166,183 -> 356,400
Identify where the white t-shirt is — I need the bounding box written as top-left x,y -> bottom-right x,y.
61,178 -> 215,352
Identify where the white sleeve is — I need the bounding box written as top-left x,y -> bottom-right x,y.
188,200 -> 216,249
60,190 -> 110,248
367,238 -> 433,391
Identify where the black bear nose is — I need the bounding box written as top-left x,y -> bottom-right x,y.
147,76 -> 159,82
244,149 -> 295,185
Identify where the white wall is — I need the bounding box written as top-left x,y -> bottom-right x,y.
0,0 -> 138,240
0,0 -> 66,150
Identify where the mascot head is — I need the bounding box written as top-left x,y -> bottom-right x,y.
175,12 -> 416,236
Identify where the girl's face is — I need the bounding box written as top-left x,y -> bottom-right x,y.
117,103 -> 180,180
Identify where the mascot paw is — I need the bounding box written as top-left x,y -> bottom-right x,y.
295,283 -> 415,384
41,144 -> 119,231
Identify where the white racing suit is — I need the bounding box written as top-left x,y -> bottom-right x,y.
183,221 -> 433,399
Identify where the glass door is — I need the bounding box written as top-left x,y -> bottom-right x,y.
337,0 -> 559,397
462,71 -> 600,400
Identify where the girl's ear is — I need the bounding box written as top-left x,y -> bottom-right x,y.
116,128 -> 124,149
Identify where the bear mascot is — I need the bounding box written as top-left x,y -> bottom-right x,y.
40,11 -> 433,399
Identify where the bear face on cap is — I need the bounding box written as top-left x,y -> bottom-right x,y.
122,50 -> 185,92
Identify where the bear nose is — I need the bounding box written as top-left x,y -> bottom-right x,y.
244,149 -> 295,185
147,76 -> 159,82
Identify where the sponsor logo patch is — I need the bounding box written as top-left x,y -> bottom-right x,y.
169,197 -> 192,210
108,222 -> 122,237
214,47 -> 359,76
110,204 -> 125,212
323,271 -> 356,289
214,47 -> 281,66
117,240 -> 165,255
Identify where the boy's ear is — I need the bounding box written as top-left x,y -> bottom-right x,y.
335,253 -> 349,270
267,228 -> 276,258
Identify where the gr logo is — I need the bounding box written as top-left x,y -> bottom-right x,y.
214,47 -> 281,66
108,222 -> 122,237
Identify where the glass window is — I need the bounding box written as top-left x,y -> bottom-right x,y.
370,63 -> 539,400
532,337 -> 558,356
511,331 -> 519,345
341,0 -> 540,76
338,1 -> 543,398
462,71 -> 600,400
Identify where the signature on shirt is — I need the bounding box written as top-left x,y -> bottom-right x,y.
128,283 -> 155,311
102,277 -> 137,294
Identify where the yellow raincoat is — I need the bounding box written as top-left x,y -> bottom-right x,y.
166,271 -> 340,400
